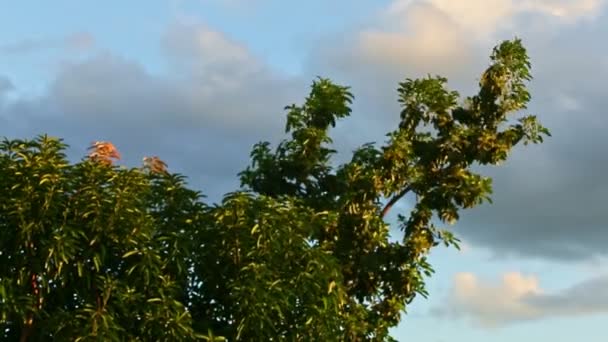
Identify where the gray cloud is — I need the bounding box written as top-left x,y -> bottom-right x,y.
434,272 -> 608,328
1,1 -> 607,262
304,1 -> 608,262
0,76 -> 13,102
0,23 -> 306,201
0,76 -> 14,128
525,275 -> 608,315
453,33 -> 608,261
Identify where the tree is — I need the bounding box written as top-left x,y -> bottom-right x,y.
0,138 -> 202,341
0,39 -> 548,341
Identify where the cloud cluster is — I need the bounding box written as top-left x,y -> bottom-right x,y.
352,0 -> 604,76
1,0 -> 607,261
390,0 -> 603,32
454,39 -> 608,260
435,272 -> 608,327
308,0 -> 608,262
0,22 -> 305,201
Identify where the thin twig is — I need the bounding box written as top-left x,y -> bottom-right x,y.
381,186 -> 411,218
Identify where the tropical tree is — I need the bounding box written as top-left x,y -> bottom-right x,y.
0,39 -> 549,341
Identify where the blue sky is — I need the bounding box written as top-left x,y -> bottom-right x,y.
2,0 -> 608,340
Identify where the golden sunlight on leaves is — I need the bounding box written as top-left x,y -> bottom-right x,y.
87,141 -> 121,165
143,156 -> 168,174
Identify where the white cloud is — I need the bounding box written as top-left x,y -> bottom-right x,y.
388,0 -> 516,35
555,93 -> 582,112
358,2 -> 471,72
319,0 -> 606,84
520,0 -> 604,21
435,272 -> 608,327
348,0 -> 606,84
163,21 -> 265,89
386,0 -> 604,37
451,272 -> 543,326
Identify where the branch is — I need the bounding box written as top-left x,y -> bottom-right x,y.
21,242 -> 41,342
19,323 -> 32,342
381,186 -> 411,218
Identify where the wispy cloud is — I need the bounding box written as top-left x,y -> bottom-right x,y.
0,76 -> 14,96
0,32 -> 95,55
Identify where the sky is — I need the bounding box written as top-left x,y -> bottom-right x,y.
1,0 -> 607,340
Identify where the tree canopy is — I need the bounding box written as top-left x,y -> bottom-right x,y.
0,39 -> 549,341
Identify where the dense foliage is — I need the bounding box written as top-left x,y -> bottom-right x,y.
0,39 -> 548,341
